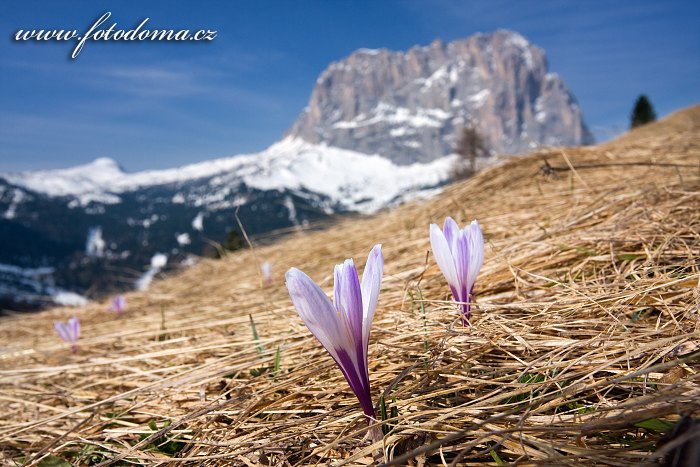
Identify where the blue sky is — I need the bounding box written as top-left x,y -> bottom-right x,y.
1,0 -> 698,172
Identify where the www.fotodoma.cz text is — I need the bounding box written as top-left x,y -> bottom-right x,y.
14,12 -> 217,59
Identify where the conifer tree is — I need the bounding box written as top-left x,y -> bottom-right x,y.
225,229 -> 243,251
630,95 -> 657,129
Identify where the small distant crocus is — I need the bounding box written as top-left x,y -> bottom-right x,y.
261,261 -> 273,286
286,244 -> 383,421
108,295 -> 127,314
430,217 -> 484,325
54,316 -> 80,353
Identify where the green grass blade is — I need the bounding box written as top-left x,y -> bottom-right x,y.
273,346 -> 281,380
249,314 -> 264,354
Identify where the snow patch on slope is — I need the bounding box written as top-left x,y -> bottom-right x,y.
3,189 -> 27,219
237,138 -> 454,213
85,227 -> 105,257
53,291 -> 89,307
135,253 -> 168,291
3,158 -> 123,201
192,212 -> 204,231
176,233 -> 191,246
0,262 -> 90,308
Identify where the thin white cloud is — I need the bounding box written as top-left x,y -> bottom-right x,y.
94,64 -> 208,97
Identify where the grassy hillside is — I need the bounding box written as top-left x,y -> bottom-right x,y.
1,105 -> 699,466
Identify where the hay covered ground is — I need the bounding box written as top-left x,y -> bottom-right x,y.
1,105 -> 699,466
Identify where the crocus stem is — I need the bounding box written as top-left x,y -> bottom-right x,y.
364,408 -> 376,424
462,297 -> 471,325
368,424 -> 383,443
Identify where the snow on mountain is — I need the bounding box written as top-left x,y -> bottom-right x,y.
2,188 -> 28,219
232,138 -> 454,213
2,158 -> 124,206
332,103 -> 451,129
135,253 -> 168,291
176,233 -> 191,246
191,212 -> 204,231
52,291 -> 89,307
0,262 -> 88,309
85,226 -> 106,257
1,138 -> 454,214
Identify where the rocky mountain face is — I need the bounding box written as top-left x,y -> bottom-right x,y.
288,30 -> 593,164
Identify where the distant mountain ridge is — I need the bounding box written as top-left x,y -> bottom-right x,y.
0,140 -> 452,309
1,139 -> 452,213
288,29 -> 593,164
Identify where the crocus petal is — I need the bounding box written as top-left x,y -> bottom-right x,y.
261,262 -> 272,284
443,217 -> 460,254
337,259 -> 364,342
360,244 -> 383,353
467,220 -> 484,289
333,263 -> 343,313
455,230 -> 470,304
430,223 -> 458,290
334,260 -> 367,403
285,268 -> 364,397
286,268 -> 352,365
68,316 -> 80,341
110,296 -> 126,313
54,322 -> 71,343
333,346 -> 373,417
54,317 -> 80,347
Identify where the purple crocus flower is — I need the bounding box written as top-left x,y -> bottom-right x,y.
261,261 -> 273,286
54,316 -> 80,352
430,217 -> 484,325
108,295 -> 127,314
286,244 -> 383,421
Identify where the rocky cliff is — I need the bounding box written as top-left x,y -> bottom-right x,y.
288,30 -> 593,164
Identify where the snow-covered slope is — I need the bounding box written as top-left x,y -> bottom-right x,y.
2,158 -> 124,205
1,138 -> 454,214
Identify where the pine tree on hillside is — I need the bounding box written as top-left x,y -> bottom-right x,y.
630,95 -> 657,129
225,229 -> 243,251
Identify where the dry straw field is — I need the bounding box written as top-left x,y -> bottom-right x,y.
1,105 -> 699,466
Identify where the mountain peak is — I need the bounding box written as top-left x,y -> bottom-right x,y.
0,156 -> 125,199
90,157 -> 122,170
429,38 -> 446,50
495,28 -> 530,43
287,29 -> 593,164
355,47 -> 383,56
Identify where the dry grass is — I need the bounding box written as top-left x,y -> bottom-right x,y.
1,105 -> 699,466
